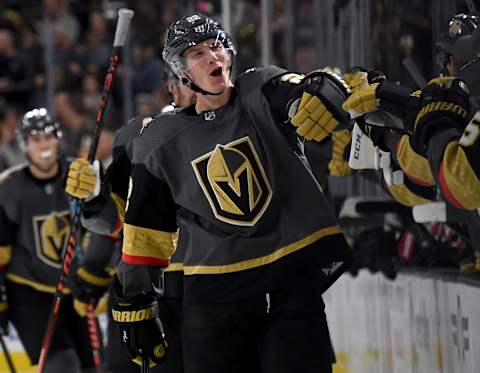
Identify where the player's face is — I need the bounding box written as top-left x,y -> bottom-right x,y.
26,133 -> 59,171
184,38 -> 231,94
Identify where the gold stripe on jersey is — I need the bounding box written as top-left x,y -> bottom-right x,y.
183,225 -> 342,275
441,142 -> 480,209
6,273 -> 71,294
0,245 -> 12,266
387,184 -> 432,207
123,223 -> 176,261
111,192 -> 126,221
0,303 -> 7,312
164,262 -> 184,272
397,136 -> 435,186
77,267 -> 111,287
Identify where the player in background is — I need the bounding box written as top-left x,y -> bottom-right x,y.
0,108 -> 97,373
64,67 -> 195,373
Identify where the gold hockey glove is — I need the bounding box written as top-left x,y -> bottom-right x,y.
328,129 -> 353,176
289,71 -> 352,142
65,158 -> 101,200
71,264 -> 113,317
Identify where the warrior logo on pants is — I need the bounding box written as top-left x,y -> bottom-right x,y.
192,136 -> 272,226
32,210 -> 71,267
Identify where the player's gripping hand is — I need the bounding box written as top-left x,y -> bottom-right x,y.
65,158 -> 101,200
413,77 -> 471,152
289,71 -> 352,142
71,263 -> 112,317
0,273 -> 8,335
112,280 -> 167,368
342,83 -> 380,119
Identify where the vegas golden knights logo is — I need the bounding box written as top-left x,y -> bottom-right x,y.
33,210 -> 71,268
191,137 -> 272,226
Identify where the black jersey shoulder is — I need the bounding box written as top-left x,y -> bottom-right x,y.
236,65 -> 288,94
131,109 -> 198,164
0,162 -> 28,186
114,114 -> 162,150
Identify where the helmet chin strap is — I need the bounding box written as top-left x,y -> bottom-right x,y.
182,75 -> 223,96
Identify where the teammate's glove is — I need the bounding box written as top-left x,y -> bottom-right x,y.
328,129 -> 353,176
112,280 -> 167,368
413,77 -> 470,152
288,71 -> 352,142
0,273 -> 8,335
65,159 -> 102,200
71,263 -> 113,317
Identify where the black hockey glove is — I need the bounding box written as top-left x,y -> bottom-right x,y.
413,77 -> 471,152
289,70 -> 353,142
0,272 -> 8,335
112,279 -> 167,368
70,262 -> 112,317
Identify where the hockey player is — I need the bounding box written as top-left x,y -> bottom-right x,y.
111,13 -> 353,373
342,13 -> 480,210
0,108 -> 97,373
64,67 -> 196,373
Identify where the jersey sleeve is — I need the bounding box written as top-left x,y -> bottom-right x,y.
426,113 -> 480,209
121,158 -> 178,267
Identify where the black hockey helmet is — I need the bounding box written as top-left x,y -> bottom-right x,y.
161,64 -> 180,85
436,13 -> 480,92
162,13 -> 237,79
16,108 -> 62,149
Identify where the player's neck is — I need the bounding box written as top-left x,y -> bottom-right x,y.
195,84 -> 233,113
29,161 -> 59,180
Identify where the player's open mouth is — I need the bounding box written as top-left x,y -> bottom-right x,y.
210,67 -> 222,77
40,150 -> 53,158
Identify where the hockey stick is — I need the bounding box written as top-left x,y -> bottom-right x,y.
86,303 -> 102,369
402,57 -> 427,89
0,334 -> 16,373
142,356 -> 150,373
37,9 -> 134,373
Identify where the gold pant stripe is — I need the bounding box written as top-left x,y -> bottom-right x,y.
6,273 -> 71,294
184,225 -> 342,275
123,224 -> 176,260
397,136 -> 435,186
441,142 -> 480,209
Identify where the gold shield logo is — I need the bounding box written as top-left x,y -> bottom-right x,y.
33,210 -> 71,268
191,137 -> 272,226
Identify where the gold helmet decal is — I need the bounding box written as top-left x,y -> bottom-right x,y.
192,137 -> 272,226
33,210 -> 71,268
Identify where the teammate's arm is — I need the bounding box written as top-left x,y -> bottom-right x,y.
412,77 -> 478,209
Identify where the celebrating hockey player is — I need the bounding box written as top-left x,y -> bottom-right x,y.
111,13 -> 352,373
0,108 -> 98,373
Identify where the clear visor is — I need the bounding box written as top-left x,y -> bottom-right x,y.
172,35 -> 234,78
